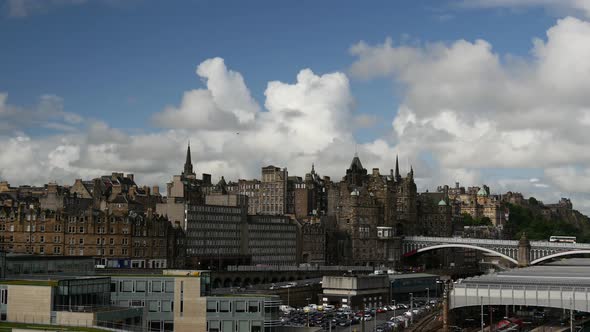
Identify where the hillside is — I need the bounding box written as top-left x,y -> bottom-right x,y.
503,200 -> 590,242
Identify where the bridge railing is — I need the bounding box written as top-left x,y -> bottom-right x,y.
405,236 -> 590,250
404,236 -> 518,246
225,265 -> 375,272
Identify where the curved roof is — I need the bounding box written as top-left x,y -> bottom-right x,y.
477,187 -> 488,196
438,199 -> 447,206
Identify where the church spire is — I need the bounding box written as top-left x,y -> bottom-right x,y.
395,155 -> 401,181
182,142 -> 195,178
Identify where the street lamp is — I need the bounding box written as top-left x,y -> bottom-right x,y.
306,297 -> 311,328
426,287 -> 430,306
480,296 -> 484,332
410,293 -> 414,325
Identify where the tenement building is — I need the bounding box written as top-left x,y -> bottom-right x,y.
0,173 -> 185,269
325,155 -> 417,267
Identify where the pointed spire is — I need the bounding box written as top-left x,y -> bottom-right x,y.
395,155 -> 401,181
311,163 -> 315,174
182,142 -> 195,177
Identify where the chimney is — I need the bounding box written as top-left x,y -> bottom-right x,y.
47,182 -> 58,193
372,168 -> 380,176
152,185 -> 160,195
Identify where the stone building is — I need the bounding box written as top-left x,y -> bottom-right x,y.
439,183 -> 506,227
0,200 -> 184,268
416,193 -> 453,237
258,165 -> 288,215
325,155 -> 416,267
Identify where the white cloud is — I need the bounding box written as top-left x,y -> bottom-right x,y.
0,93 -> 83,134
350,17 -> 590,212
4,0 -> 132,18
153,58 -> 258,130
458,0 -> 590,19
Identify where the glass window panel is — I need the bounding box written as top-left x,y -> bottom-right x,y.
136,281 -> 146,292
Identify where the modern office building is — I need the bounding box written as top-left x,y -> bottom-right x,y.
0,276 -> 143,330
109,271 -> 281,332
320,274 -> 390,310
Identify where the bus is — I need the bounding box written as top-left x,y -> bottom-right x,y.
549,236 -> 576,243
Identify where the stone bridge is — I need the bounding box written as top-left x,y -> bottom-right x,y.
402,236 -> 590,266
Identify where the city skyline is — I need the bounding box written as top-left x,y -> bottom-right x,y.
2,0 -> 590,213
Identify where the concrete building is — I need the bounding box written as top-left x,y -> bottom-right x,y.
0,276 -> 143,330
109,271 -> 281,332
247,215 -> 300,266
389,273 -> 440,301
320,275 -> 390,310
185,199 -> 251,269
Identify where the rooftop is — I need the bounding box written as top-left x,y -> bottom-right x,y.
0,322 -> 109,332
457,260 -> 590,288
0,279 -> 58,286
390,273 -> 439,280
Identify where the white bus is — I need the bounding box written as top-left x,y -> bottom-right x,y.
549,235 -> 576,243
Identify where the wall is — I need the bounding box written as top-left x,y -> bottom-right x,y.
173,277 -> 206,332
55,311 -> 94,327
6,285 -> 53,324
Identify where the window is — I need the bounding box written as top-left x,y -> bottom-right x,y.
219,301 -> 230,312
161,301 -> 172,312
151,281 -> 162,292
251,321 -> 262,332
79,238 -> 84,245
207,301 -> 217,312
39,246 -> 45,254
110,238 -> 114,245
148,300 -> 159,312
0,289 -> 7,304
136,281 -> 146,292
40,236 -> 45,243
165,281 -> 175,293
208,320 -> 220,332
79,249 -> 84,255
110,282 -> 116,292
121,281 -> 133,292
40,225 -> 45,232
53,246 -> 61,254
235,301 -> 246,312
248,301 -> 259,313
149,321 -> 161,331
79,226 -> 84,233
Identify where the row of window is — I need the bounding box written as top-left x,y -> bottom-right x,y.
113,280 -> 175,293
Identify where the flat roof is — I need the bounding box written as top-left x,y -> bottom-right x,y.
458,261 -> 590,287
390,273 -> 439,280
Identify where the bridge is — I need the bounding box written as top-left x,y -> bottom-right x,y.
449,263 -> 590,312
402,236 -> 590,266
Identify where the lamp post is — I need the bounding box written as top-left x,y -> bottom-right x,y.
410,293 -> 414,325
426,287 -> 430,306
306,297 -> 311,328
480,296 -> 484,332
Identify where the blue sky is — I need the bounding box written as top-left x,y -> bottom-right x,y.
0,0 -> 554,137
2,0 -> 590,212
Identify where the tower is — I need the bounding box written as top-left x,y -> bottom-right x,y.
395,155 -> 402,182
182,143 -> 196,179
517,232 -> 531,267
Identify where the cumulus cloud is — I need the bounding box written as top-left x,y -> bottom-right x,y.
458,0 -> 590,19
1,58 -> 403,195
0,93 -> 83,134
350,17 -> 590,212
153,58 -> 258,130
3,0 -> 132,18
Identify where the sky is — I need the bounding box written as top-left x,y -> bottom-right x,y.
2,0 -> 590,212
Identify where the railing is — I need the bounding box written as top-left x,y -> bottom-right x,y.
53,304 -> 130,313
225,265 -> 374,272
405,236 -> 590,250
